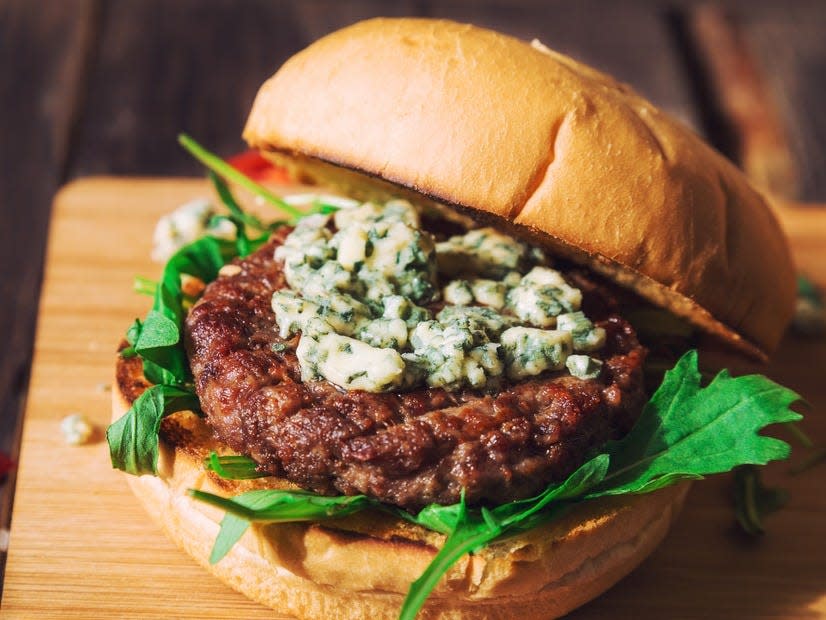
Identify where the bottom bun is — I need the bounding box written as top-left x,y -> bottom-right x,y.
113,353 -> 689,620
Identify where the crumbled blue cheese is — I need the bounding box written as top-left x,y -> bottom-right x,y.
556,312 -> 606,352
272,290 -> 370,338
405,321 -> 504,389
297,331 -> 405,391
471,279 -> 508,309
356,317 -> 409,349
61,413 -> 96,445
152,198 -> 235,262
566,354 -> 603,379
436,227 -> 534,278
381,295 -> 432,327
506,267 -> 582,327
443,280 -> 474,306
444,278 -> 509,309
501,327 -> 573,380
272,199 -> 606,392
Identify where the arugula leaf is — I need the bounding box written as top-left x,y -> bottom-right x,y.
210,512 -> 251,565
108,237 -> 234,473
133,275 -> 158,297
205,452 -> 268,480
107,384 -> 200,475
590,350 -> 802,496
133,236 -> 236,384
190,489 -> 374,564
397,455 -> 608,619
191,488 -> 374,522
733,465 -> 789,536
183,350 -> 800,619
178,134 -> 305,221
208,171 -> 283,258
395,351 -> 801,619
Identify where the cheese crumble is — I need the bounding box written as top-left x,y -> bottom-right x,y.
273,200 -> 605,392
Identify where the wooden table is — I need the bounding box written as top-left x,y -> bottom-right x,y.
1,1 -> 825,616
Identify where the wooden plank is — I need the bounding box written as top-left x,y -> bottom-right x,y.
1,177 -> 825,618
682,5 -> 799,198
736,2 -> 826,201
668,0 -> 826,201
0,0 -> 97,553
66,0 -> 309,178
67,0 -> 423,180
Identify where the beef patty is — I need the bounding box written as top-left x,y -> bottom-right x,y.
185,228 -> 647,510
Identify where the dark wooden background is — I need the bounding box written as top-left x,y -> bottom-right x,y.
0,0 -> 824,584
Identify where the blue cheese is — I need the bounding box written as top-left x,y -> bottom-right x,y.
556,311 -> 606,352
436,305 -> 516,340
506,267 -> 582,327
152,198 -> 235,263
356,317 -> 409,349
444,278 -> 508,309
470,279 -> 508,309
406,321 -> 504,389
271,291 -> 322,338
272,198 -> 605,392
501,327 -> 573,380
272,290 -> 370,337
60,413 -> 96,445
297,332 -> 405,391
566,354 -> 603,379
381,295 -> 432,327
443,280 -> 474,305
436,227 -> 533,278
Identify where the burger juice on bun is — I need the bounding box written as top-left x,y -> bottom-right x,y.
109,18 -> 802,620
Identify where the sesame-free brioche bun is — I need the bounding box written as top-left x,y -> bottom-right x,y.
114,353 -> 689,620
243,17 -> 795,359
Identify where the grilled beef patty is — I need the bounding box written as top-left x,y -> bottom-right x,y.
185,229 -> 647,510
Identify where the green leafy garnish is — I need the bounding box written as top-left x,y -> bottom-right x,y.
590,351 -> 801,495
733,465 -> 789,536
207,170 -> 285,258
394,351 -> 801,618
178,134 -> 305,221
205,452 -> 268,480
133,275 -> 158,297
187,350 -> 801,620
129,236 -> 235,386
189,489 -> 373,563
106,384 -> 200,475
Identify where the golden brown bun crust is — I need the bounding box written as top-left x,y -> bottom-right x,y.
114,353 -> 689,619
244,17 -> 795,358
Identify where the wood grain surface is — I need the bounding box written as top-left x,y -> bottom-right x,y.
1,177 -> 824,619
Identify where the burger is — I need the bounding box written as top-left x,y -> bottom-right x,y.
109,18 -> 802,620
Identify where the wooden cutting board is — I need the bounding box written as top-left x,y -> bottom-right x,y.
1,177 -> 825,619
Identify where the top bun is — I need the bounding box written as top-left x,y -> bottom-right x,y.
244,17 -> 795,357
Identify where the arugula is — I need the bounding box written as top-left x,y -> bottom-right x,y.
133,236 -> 237,386
207,171 -> 285,257
106,384 -> 200,475
192,350 -> 800,619
108,138 -> 308,475
204,452 -> 268,480
189,489 -> 374,563
133,275 -> 158,297
178,134 -> 306,222
733,465 -> 789,536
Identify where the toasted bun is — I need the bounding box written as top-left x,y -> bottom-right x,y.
114,353 -> 689,619
244,17 -> 795,358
